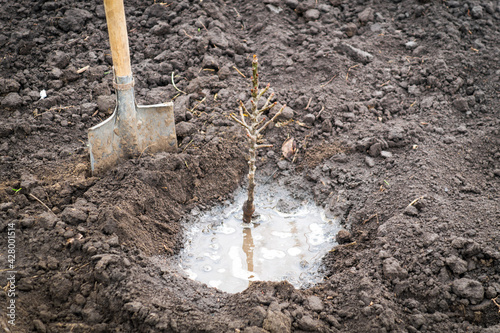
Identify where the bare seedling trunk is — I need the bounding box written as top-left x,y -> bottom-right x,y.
231,55 -> 285,223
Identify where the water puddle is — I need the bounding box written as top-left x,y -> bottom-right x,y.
177,183 -> 341,293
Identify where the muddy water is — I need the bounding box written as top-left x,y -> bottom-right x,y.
177,184 -> 341,293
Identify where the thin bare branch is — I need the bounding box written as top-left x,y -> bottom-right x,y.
230,113 -> 250,129
257,83 -> 270,100
257,93 -> 275,116
257,104 -> 285,135
258,101 -> 277,116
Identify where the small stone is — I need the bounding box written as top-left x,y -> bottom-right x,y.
408,85 -> 420,96
358,7 -> 374,24
262,302 -> 292,333
201,54 -> 219,70
370,23 -> 382,32
368,142 -> 382,157
47,50 -> 71,69
332,153 -> 348,163
383,257 -> 408,280
334,119 -> 344,128
207,27 -> 229,49
471,5 -> 483,19
280,106 -> 294,120
0,202 -> 13,211
336,229 -> 352,244
39,212 -> 59,229
297,315 -> 322,331
173,94 -> 189,122
150,21 -> 170,36
380,151 -> 393,158
410,314 -> 427,329
456,125 -> 467,134
485,286 -> 497,299
403,205 -> 419,217
47,256 -> 59,270
0,79 -> 21,93
365,156 -> 375,167
266,4 -> 282,14
175,121 -> 196,138
1,93 -> 24,108
277,160 -> 289,170
107,236 -> 120,247
33,319 -> 47,333
61,207 -> 88,225
342,23 -> 358,37
21,218 -> 35,229
413,45 -> 426,56
453,98 -> 469,112
248,306 -> 267,327
321,119 -> 332,133
304,9 -> 321,21
58,8 -> 93,33
422,232 -> 438,247
336,43 -> 373,64
307,295 -> 324,312
284,0 -> 298,9
405,41 -> 418,50
452,278 -> 484,304
80,102 -> 97,116
303,114 -> 315,125
443,135 -> 455,144
218,66 -> 231,80
96,95 -> 115,114
445,255 -> 468,275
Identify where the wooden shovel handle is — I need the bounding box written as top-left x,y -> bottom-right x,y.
103,0 -> 132,77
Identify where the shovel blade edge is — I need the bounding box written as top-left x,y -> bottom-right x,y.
136,101 -> 177,154
88,102 -> 177,175
88,112 -> 122,175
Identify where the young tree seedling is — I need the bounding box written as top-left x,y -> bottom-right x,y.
231,55 -> 285,223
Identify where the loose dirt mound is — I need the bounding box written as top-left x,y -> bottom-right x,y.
1,0 -> 499,332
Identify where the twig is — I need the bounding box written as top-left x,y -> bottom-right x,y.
182,138 -> 195,153
320,74 -> 337,88
330,241 -> 357,252
408,196 -> 425,207
492,297 -> 500,313
171,72 -> 187,94
317,105 -> 325,118
345,64 -> 359,81
76,65 -> 90,74
190,97 -> 206,114
183,29 -> 193,39
291,146 -> 300,164
197,20 -> 208,31
29,194 -> 55,215
363,213 -> 379,224
305,97 -> 312,110
233,66 -> 246,78
138,143 -> 156,160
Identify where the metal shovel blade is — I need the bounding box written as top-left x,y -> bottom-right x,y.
88,77 -> 177,175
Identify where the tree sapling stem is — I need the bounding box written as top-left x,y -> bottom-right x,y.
230,55 -> 285,223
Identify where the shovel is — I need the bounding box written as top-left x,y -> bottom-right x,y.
88,0 -> 177,174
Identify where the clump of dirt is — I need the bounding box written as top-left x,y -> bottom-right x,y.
1,0 -> 499,332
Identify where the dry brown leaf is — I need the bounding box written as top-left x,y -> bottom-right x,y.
282,137 -> 296,160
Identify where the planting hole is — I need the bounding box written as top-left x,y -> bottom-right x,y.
177,183 -> 341,293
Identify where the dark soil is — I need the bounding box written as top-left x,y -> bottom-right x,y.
1,0 -> 500,332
